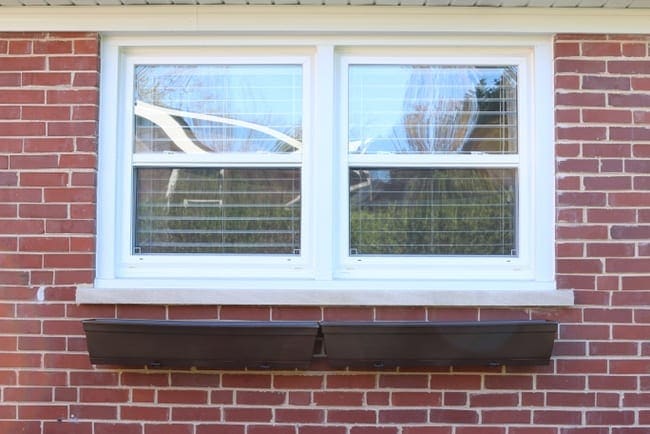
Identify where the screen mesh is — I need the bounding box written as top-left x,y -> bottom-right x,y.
135,168 -> 301,254
349,168 -> 517,256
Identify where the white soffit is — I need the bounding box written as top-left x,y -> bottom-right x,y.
1,0 -> 649,4
0,5 -> 649,33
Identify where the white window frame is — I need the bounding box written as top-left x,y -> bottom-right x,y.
83,34 -> 572,307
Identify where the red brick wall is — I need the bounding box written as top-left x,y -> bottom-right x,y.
0,32 -> 649,433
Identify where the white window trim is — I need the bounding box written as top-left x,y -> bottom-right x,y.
82,33 -> 573,306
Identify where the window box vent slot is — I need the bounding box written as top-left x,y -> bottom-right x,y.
320,320 -> 557,368
82,319 -> 320,370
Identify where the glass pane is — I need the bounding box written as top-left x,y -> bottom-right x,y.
134,65 -> 303,154
135,168 -> 301,254
348,65 -> 517,154
349,168 -> 517,256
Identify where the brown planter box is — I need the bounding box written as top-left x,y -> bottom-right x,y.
320,320 -> 557,368
83,319 -> 320,370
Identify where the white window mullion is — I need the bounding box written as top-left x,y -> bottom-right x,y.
310,45 -> 336,281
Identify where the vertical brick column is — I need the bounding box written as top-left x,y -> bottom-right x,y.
0,32 -> 99,433
0,32 -> 98,289
555,35 -> 650,427
555,35 -> 650,294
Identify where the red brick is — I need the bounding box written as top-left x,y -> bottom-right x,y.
243,426 -> 296,434
609,192 -> 650,206
74,39 -> 99,55
22,106 -> 71,121
120,406 -> 169,421
392,392 -> 442,406
469,393 -> 519,407
607,258 -> 650,273
379,374 -> 428,389
73,71 -> 99,87
586,411 -> 636,425
557,359 -> 608,374
144,424 -> 193,434
47,121 -> 96,137
46,89 -> 98,105
327,409 -> 376,424
299,427 -> 349,434
430,374 -> 481,390
43,421 -> 92,434
621,276 -> 650,290
509,428 -> 557,434
610,359 -> 650,374
33,40 -> 72,54
586,242 -> 635,257
556,143 -> 580,158
21,72 -> 71,86
587,209 -> 636,223
49,55 -> 98,71
375,306 -> 426,320
4,387 -> 52,402
557,127 -> 607,141
482,410 -> 530,424
534,410 -> 583,425
323,307 -> 374,321
314,391 -> 363,406
221,374 -> 271,389
582,42 -> 622,57
429,409 -> 478,424
611,225 -> 650,239
236,391 -> 285,405
0,106 -> 20,120
197,425 -> 244,434
9,154 -> 59,169
625,159 -> 650,175
537,375 -> 586,390
557,259 -> 602,274
402,428 -> 451,434
0,56 -> 45,71
0,72 -> 21,86
378,409 -> 428,424
20,172 -> 69,187
582,76 -> 630,91
276,409 -> 324,424
19,204 -> 68,219
0,422 -> 41,433
171,407 -> 221,421
80,388 -> 129,403
554,41 -> 580,57
0,121 -> 45,137
557,209 -> 583,224
456,428 -> 505,434
608,60 -> 650,74
555,108 -> 580,122
22,138 -> 73,153
556,59 -> 606,74
219,306 -> 270,321
557,159 -> 600,173
326,374 -> 374,389
350,428 -> 397,434
18,405 -> 68,420
224,407 -> 273,423
611,126 -> 650,141
599,158 -> 623,172
94,423 -> 142,434
275,374 -> 323,389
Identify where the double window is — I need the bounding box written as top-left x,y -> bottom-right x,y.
95,36 -> 555,299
